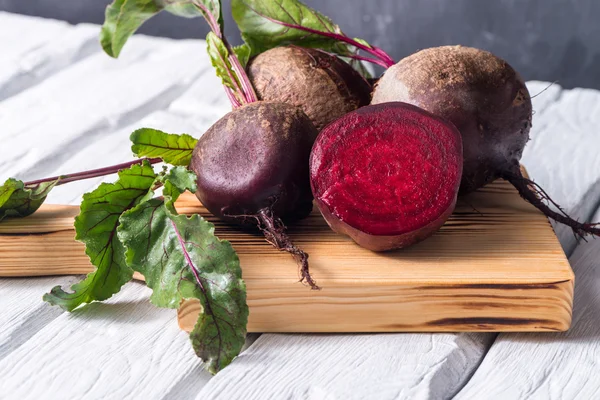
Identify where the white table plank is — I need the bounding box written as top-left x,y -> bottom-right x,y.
39,64 -> 230,206
0,12 -> 69,63
0,21 -> 100,102
197,333 -> 494,400
39,64 -> 231,206
42,109 -> 216,205
0,277 -> 77,361
168,68 -> 231,119
0,277 -> 260,400
455,206 -> 600,399
0,33 -> 209,183
0,11 -> 71,100
0,282 -> 213,400
523,82 -> 600,255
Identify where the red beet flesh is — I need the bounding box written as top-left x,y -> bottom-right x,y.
310,102 -> 463,251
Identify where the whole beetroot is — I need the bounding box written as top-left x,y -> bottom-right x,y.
372,45 -> 531,194
372,45 -> 600,238
248,46 -> 372,130
191,101 -> 320,288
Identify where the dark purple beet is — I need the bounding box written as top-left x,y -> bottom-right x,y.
310,102 -> 463,251
190,101 -> 320,288
372,45 -> 531,194
247,46 -> 372,130
372,45 -> 600,239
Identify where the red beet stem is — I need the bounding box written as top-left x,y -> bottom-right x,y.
24,157 -> 162,187
193,1 -> 221,36
192,1 -> 257,107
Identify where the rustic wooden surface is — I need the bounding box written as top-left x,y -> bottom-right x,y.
1,12 -> 600,400
454,206 -> 600,399
0,183 -> 574,333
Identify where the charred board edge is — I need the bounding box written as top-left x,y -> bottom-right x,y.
415,280 -> 571,291
178,278 -> 574,333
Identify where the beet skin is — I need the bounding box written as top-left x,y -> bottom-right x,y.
310,102 -> 463,251
248,46 -> 372,130
190,101 -> 320,288
191,101 -> 317,223
372,45 -> 532,194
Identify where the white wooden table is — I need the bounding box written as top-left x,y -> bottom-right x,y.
1,12 -> 600,399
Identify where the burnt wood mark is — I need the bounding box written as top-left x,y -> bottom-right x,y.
430,317 -> 560,328
416,280 -> 571,291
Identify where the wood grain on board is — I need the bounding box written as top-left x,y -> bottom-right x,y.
455,206 -> 600,399
0,179 -> 574,333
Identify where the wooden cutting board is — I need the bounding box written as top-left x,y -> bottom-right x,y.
0,178 -> 574,333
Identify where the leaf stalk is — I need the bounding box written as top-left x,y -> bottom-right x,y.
24,158 -> 162,187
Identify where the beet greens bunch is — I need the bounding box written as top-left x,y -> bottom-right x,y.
0,0 -> 266,375
1,135 -> 247,374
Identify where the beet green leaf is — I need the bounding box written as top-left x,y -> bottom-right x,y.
131,128 -> 198,166
100,0 -> 222,58
231,0 -> 355,56
118,167 -> 247,374
0,178 -> 57,221
206,32 -> 247,104
160,166 -> 198,210
43,161 -> 157,311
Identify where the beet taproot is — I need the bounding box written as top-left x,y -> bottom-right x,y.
248,46 -> 372,130
191,101 -> 320,288
372,45 -> 531,194
310,102 -> 463,251
372,45 -> 600,238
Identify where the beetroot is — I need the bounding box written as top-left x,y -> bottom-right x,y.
372,45 -> 531,194
247,46 -> 372,130
191,101 -> 320,288
371,45 -> 600,238
310,102 -> 463,251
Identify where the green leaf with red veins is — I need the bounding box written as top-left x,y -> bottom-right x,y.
130,128 -> 198,166
43,162 -> 157,311
117,167 -> 247,374
169,0 -> 224,32
100,0 -> 222,58
231,0 -> 361,57
0,178 -> 58,221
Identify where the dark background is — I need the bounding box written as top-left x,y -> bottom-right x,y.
2,0 -> 599,89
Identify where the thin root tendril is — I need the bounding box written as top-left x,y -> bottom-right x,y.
255,208 -> 320,290
502,164 -> 600,241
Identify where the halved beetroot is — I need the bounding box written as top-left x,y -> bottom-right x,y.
310,102 -> 463,251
